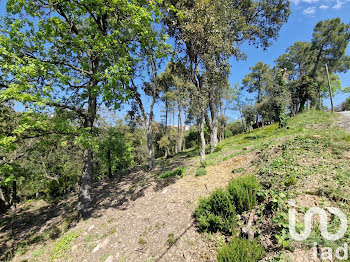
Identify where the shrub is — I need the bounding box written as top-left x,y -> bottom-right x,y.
214,144 -> 223,152
227,175 -> 259,214
194,189 -> 236,233
284,174 -> 297,187
158,167 -> 185,179
217,237 -> 265,262
195,167 -> 207,177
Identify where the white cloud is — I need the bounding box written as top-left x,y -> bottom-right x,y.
303,6 -> 316,14
333,0 -> 344,9
291,0 -> 319,5
319,4 -> 329,9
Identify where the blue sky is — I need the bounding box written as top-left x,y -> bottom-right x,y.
1,0 -> 350,123
226,0 -> 350,119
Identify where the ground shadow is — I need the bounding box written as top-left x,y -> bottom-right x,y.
0,155 -> 189,260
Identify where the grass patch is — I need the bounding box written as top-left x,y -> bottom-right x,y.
167,233 -> 175,246
50,231 -> 79,261
138,237 -> 146,245
158,167 -> 185,179
217,237 -> 265,262
194,189 -> 236,234
227,174 -> 259,213
195,167 -> 207,177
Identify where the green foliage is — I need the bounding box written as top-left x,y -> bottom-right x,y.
216,237 -> 265,262
338,97 -> 350,111
138,237 -> 146,245
194,189 -> 236,234
195,167 -> 207,177
227,175 -> 259,214
158,167 -> 185,179
167,233 -> 175,246
284,174 -> 297,187
96,127 -> 133,178
50,231 -> 79,261
214,144 -> 223,153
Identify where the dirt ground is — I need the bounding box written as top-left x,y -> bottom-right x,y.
3,112 -> 350,262
4,153 -> 256,262
336,111 -> 350,132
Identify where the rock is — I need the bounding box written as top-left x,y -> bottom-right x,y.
162,188 -> 168,194
104,255 -> 114,262
92,242 -> 101,253
101,238 -> 110,249
71,245 -> 78,251
88,225 -> 95,232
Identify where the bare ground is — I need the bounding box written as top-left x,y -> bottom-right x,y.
3,153 -> 256,262
3,113 -> 350,262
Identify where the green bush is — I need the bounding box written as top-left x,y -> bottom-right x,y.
214,144 -> 223,152
217,237 -> 265,262
195,167 -> 207,177
158,167 -> 185,179
194,189 -> 236,233
284,174 -> 297,187
227,175 -> 259,214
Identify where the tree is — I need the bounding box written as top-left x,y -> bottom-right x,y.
0,0 -> 165,219
163,0 -> 290,164
242,62 -> 273,124
275,42 -> 315,114
310,18 -> 350,108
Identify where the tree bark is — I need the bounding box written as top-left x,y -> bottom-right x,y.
207,97 -> 218,153
146,122 -> 155,170
107,149 -> 112,179
78,146 -> 93,220
78,77 -> 97,220
177,104 -> 183,153
199,113 -> 206,166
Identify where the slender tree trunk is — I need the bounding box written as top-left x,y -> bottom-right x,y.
78,146 -> 93,220
208,99 -> 218,153
325,64 -> 334,112
107,149 -> 112,179
146,122 -> 155,170
299,97 -> 307,112
199,113 -> 206,166
165,94 -> 168,135
177,104 -> 183,153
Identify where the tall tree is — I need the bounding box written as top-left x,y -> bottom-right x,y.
310,18 -> 350,108
242,62 -> 273,124
0,0 -> 165,219
163,0 -> 290,164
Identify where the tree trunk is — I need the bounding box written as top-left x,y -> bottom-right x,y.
78,78 -> 97,220
208,98 -> 218,153
146,123 -> 155,170
177,104 -> 183,153
107,149 -> 112,179
199,113 -> 206,166
165,94 -> 168,135
299,97 -> 307,112
210,119 -> 218,152
78,147 -> 93,220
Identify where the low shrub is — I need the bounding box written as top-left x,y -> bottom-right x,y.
195,167 -> 207,177
227,174 -> 259,214
214,144 -> 223,152
284,174 -> 297,187
217,237 -> 265,262
158,167 -> 185,179
194,189 -> 236,233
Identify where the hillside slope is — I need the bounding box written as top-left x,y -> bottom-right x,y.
2,111 -> 350,262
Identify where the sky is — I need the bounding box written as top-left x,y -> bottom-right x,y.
0,0 -> 350,123
225,0 -> 350,119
